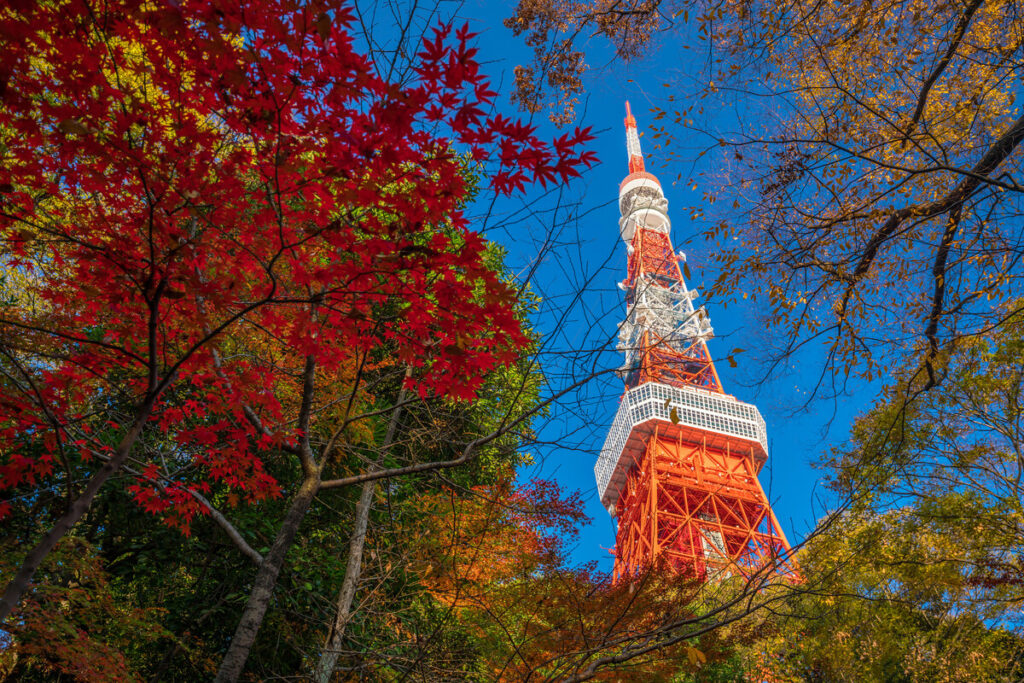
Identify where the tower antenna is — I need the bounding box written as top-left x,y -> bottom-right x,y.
624,101 -> 645,174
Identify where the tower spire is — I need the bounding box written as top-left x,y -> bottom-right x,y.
624,101 -> 645,174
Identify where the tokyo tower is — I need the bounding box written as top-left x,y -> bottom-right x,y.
595,103 -> 792,581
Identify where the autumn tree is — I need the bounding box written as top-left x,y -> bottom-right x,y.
0,4 -> 597,679
302,473 -> 589,679
381,464 -> 792,681
0,274 -> 550,681
732,309 -> 1024,680
758,508 -> 1024,681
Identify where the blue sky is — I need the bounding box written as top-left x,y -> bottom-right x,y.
436,1 -> 875,571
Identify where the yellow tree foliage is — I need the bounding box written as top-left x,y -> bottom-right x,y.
739,308 -> 1024,681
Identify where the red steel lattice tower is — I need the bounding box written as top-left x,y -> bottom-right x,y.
595,103 -> 792,581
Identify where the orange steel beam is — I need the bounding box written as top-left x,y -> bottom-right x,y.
613,426 -> 794,581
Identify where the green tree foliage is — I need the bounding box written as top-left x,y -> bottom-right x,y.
764,509 -> 1024,682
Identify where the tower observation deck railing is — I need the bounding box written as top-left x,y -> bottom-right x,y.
595,382 -> 769,513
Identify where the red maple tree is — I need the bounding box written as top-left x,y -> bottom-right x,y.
0,0 -> 594,625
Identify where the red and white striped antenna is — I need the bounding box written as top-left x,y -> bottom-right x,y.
624,101 -> 646,174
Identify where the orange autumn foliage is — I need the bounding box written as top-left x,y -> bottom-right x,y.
411,476 -> 767,680
414,477 -> 584,608
0,538 -> 169,682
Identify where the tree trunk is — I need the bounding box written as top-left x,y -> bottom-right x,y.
214,474 -> 321,683
313,372 -> 408,682
312,478 -> 375,683
0,405 -> 152,625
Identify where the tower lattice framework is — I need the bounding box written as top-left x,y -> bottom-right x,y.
595,103 -> 792,581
